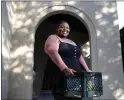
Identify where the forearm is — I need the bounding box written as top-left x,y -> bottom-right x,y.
47,51 -> 68,71
79,55 -> 90,71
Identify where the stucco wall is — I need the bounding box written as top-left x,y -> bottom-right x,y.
2,1 -> 124,100
2,2 -> 13,100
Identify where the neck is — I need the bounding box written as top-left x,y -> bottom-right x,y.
57,34 -> 67,39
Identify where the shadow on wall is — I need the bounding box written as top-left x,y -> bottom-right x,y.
2,2 -> 13,99
33,13 -> 89,96
91,2 -> 124,99
4,1 -> 124,99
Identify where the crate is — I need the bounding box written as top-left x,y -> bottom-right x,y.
64,72 -> 103,98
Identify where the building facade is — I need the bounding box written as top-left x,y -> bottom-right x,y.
2,1 -> 124,100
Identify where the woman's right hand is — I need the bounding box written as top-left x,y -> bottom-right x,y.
62,68 -> 76,77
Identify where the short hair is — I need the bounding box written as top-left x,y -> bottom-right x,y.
56,21 -> 69,28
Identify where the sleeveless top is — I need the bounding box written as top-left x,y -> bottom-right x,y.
42,37 -> 85,94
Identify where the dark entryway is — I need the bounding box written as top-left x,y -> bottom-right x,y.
120,27 -> 124,72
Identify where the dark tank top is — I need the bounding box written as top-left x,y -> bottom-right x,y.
58,41 -> 82,72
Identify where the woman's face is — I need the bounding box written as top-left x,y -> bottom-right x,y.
57,22 -> 70,38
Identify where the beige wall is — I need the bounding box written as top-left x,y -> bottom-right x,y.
2,2 -> 12,100
2,1 -> 124,100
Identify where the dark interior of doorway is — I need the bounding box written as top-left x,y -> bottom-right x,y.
120,27 -> 124,73
33,13 -> 90,97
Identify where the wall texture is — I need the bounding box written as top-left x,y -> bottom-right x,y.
2,1 -> 124,100
2,2 -> 12,100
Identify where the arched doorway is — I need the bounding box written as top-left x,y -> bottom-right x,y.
33,12 -> 90,96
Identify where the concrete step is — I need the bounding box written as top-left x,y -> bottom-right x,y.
33,91 -> 93,100
33,91 -> 54,100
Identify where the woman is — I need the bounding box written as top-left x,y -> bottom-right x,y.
42,21 -> 91,100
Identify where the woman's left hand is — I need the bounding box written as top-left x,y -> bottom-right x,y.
87,69 -> 92,72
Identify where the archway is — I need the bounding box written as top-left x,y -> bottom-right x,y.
33,12 -> 90,96
31,6 -> 98,73
29,5 -> 97,98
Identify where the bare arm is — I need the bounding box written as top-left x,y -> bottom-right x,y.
79,55 -> 91,72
